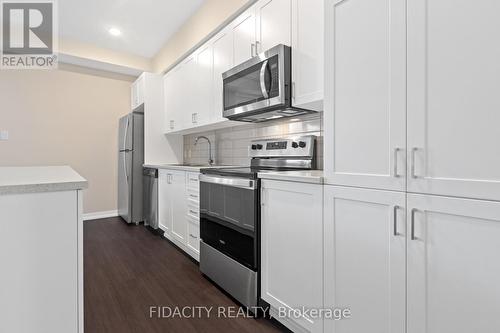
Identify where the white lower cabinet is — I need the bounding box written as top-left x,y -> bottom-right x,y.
0,190 -> 83,333
170,171 -> 188,244
261,180 -> 323,333
324,185 -> 500,333
407,194 -> 500,333
158,169 -> 200,261
158,170 -> 173,236
324,185 -> 406,333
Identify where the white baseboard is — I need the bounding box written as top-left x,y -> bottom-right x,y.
83,210 -> 118,221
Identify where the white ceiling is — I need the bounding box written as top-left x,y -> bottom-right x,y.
59,0 -> 205,58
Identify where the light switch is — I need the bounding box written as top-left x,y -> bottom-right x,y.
0,130 -> 9,141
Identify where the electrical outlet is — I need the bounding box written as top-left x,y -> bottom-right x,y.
0,130 -> 8,141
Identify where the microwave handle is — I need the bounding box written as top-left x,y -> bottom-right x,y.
259,60 -> 269,99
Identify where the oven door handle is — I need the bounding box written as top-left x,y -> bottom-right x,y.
199,174 -> 257,190
259,60 -> 269,99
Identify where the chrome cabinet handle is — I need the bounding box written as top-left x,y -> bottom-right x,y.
292,81 -> 296,101
251,43 -> 255,57
393,148 -> 400,177
189,233 -> 197,239
255,40 -> 261,53
393,205 -> 400,236
410,208 -> 418,240
411,147 -> 419,178
189,209 -> 197,215
170,120 -> 174,130
189,194 -> 198,198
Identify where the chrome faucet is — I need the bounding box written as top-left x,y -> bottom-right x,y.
194,136 -> 214,166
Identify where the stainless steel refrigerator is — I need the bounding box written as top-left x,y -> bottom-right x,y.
118,109 -> 144,224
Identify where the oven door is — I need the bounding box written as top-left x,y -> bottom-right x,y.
222,45 -> 288,119
199,174 -> 259,270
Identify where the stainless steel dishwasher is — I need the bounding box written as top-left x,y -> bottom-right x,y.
143,167 -> 158,229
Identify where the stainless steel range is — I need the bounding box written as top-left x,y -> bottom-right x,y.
199,135 -> 316,310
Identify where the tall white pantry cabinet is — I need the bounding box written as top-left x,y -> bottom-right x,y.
324,0 -> 500,332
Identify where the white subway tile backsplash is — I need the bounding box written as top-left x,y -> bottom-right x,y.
183,114 -> 323,167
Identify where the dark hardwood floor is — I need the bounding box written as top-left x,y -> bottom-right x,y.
84,217 -> 287,333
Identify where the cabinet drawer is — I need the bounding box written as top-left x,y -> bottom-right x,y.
186,172 -> 200,191
187,201 -> 199,219
187,221 -> 200,253
187,213 -> 200,226
186,188 -> 199,201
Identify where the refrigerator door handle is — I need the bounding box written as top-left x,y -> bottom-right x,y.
124,152 -> 129,183
123,116 -> 130,151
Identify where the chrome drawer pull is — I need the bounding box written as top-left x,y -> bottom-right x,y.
411,208 -> 418,240
393,205 -> 400,236
393,148 -> 400,178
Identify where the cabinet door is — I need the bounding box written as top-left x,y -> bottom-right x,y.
212,29 -> 233,122
291,0 -> 323,111
131,80 -> 137,110
193,44 -> 213,126
158,170 -> 172,238
261,180 -> 323,333
324,186 -> 406,333
163,72 -> 175,133
255,0 -> 291,52
407,194 -> 500,333
232,6 -> 256,65
135,75 -> 145,107
170,171 -> 187,244
179,55 -> 197,131
324,0 -> 406,191
407,0 -> 500,201
164,66 -> 183,133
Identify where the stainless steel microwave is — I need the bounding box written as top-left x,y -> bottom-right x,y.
222,44 -> 317,122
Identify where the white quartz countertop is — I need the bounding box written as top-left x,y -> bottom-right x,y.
143,163 -> 241,172
0,166 -> 88,194
258,170 -> 324,184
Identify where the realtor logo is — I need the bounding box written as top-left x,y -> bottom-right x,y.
1,0 -> 58,69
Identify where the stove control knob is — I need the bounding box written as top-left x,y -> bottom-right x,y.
256,144 -> 263,150
299,141 -> 306,148
251,144 -> 257,150
292,142 -> 299,148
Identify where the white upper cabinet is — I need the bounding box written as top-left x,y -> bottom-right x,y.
131,74 -> 145,110
211,28 -> 234,122
324,0 -> 406,191
407,193 -> 500,333
324,185 -> 406,333
255,0 -> 291,53
180,55 -> 197,130
164,0 -> 324,134
232,0 -> 292,65
193,43 -> 213,126
291,0 -> 323,111
232,6 -> 257,65
163,65 -> 182,133
407,0 -> 500,201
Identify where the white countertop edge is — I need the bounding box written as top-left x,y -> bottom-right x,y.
143,164 -> 244,172
0,180 -> 89,195
0,166 -> 88,195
